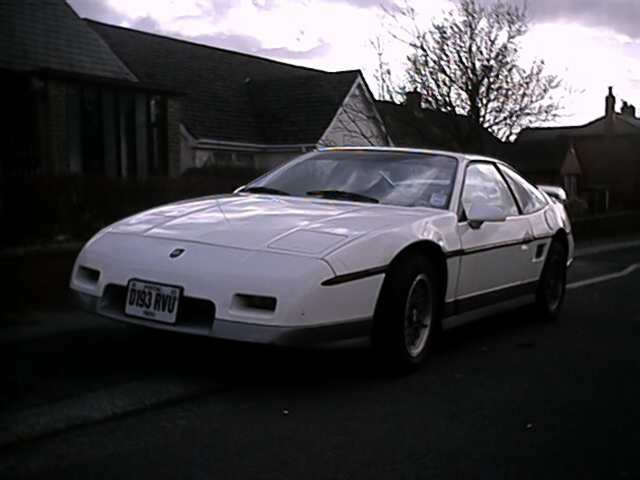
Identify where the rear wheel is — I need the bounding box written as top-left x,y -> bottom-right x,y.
372,254 -> 440,371
535,240 -> 568,321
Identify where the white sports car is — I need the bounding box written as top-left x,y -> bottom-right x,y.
71,147 -> 573,368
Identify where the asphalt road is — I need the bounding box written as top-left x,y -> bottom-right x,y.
1,246 -> 640,479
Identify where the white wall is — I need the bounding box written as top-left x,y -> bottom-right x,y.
318,81 -> 390,148
179,128 -> 196,173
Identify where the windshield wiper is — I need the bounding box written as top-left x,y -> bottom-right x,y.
306,190 -> 379,204
240,186 -> 290,196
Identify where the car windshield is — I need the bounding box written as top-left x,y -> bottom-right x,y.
245,151 -> 458,209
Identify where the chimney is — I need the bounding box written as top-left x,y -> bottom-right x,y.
404,90 -> 423,116
605,87 -> 616,133
605,86 -> 616,119
621,100 -> 637,118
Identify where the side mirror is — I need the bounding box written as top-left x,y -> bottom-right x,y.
467,203 -> 507,229
538,185 -> 567,204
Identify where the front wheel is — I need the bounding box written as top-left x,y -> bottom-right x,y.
535,240 -> 568,321
372,254 -> 440,371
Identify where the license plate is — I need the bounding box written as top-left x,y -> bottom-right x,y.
125,280 -> 182,324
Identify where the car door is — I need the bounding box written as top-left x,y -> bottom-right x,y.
455,162 -> 534,306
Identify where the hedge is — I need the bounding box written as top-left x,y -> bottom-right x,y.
0,167 -> 264,248
2,170 -> 639,249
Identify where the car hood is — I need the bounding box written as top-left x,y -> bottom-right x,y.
106,194 -> 445,256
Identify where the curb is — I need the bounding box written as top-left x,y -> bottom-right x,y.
574,238 -> 640,258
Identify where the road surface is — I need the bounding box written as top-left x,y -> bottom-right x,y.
1,245 -> 639,479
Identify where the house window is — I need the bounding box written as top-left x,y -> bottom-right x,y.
194,150 -> 213,168
148,95 -> 168,176
564,174 -> 578,197
236,153 -> 254,168
81,86 -> 104,174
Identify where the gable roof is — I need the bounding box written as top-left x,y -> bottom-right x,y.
375,101 -> 459,150
87,20 -> 360,145
375,100 -> 506,157
518,113 -> 640,142
0,0 -> 135,81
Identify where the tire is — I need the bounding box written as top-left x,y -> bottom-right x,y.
372,253 -> 440,371
535,240 -> 568,321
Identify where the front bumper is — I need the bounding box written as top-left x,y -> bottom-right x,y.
71,289 -> 372,346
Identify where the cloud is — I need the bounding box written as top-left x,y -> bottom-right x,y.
190,0 -> 237,21
129,15 -> 163,33
188,32 -> 331,60
189,32 -> 264,52
258,40 -> 332,59
472,0 -> 640,39
67,0 -> 127,24
527,0 -> 640,38
320,0 -> 401,12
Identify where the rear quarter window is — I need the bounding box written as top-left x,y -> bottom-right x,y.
499,165 -> 548,214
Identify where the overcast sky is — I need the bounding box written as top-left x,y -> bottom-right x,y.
68,0 -> 640,126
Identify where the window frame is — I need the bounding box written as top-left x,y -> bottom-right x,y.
457,160 -> 523,222
497,164 -> 548,216
247,150 -> 460,210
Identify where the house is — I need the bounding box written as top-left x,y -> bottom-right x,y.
511,87 -> 640,212
1,0 -> 178,179
89,20 -> 391,174
0,0 -> 390,180
375,91 -> 506,157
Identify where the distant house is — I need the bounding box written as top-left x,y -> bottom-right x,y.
0,0 -> 390,180
509,139 -> 583,194
376,91 -> 506,157
511,87 -> 640,212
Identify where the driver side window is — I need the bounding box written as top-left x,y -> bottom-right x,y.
462,163 -> 518,218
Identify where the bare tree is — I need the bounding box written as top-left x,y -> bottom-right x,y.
386,0 -> 561,148
370,36 -> 400,103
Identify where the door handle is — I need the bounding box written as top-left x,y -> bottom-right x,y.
521,232 -> 534,251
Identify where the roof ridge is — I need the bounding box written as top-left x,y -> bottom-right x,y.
85,19 -> 330,75
251,69 -> 360,84
618,113 -> 640,128
519,116 -> 607,133
65,4 -> 138,82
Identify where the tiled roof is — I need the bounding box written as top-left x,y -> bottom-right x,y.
248,71 -> 359,144
0,0 -> 135,81
88,20 -> 359,145
517,114 -> 640,142
376,100 -> 505,157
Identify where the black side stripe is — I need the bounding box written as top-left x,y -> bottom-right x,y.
446,234 -> 554,258
321,265 -> 388,286
444,281 -> 538,317
322,234 -> 554,285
